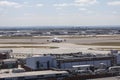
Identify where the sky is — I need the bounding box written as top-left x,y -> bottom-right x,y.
0,0 -> 120,27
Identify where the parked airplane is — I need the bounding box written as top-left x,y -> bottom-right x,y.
47,37 -> 66,43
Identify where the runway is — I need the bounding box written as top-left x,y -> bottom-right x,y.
0,35 -> 119,54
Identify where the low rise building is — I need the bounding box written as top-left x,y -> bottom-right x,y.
25,51 -> 119,70
0,59 -> 18,69
0,50 -> 12,60
0,70 -> 69,80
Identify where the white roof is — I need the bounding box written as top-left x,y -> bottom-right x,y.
0,70 -> 68,78
109,66 -> 120,69
32,55 -> 42,57
3,59 -> 17,62
72,65 -> 91,68
0,68 -> 25,74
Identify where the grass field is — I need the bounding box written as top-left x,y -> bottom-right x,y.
0,36 -> 51,39
0,46 -> 59,49
97,48 -> 120,51
82,42 -> 120,46
0,35 -> 119,39
0,42 -> 45,44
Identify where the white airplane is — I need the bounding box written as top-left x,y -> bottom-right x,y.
47,37 -> 66,43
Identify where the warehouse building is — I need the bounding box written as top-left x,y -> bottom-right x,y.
25,51 -> 118,70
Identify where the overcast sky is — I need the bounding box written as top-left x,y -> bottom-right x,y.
0,0 -> 120,27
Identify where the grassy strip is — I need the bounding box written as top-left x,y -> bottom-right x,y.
0,36 -> 51,39
82,42 -> 120,46
0,46 -> 59,49
0,42 -> 45,44
97,48 -> 120,51
61,35 -> 119,38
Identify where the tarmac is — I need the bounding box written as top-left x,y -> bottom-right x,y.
0,35 -> 119,54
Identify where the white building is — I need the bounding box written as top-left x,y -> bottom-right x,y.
0,70 -> 69,80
